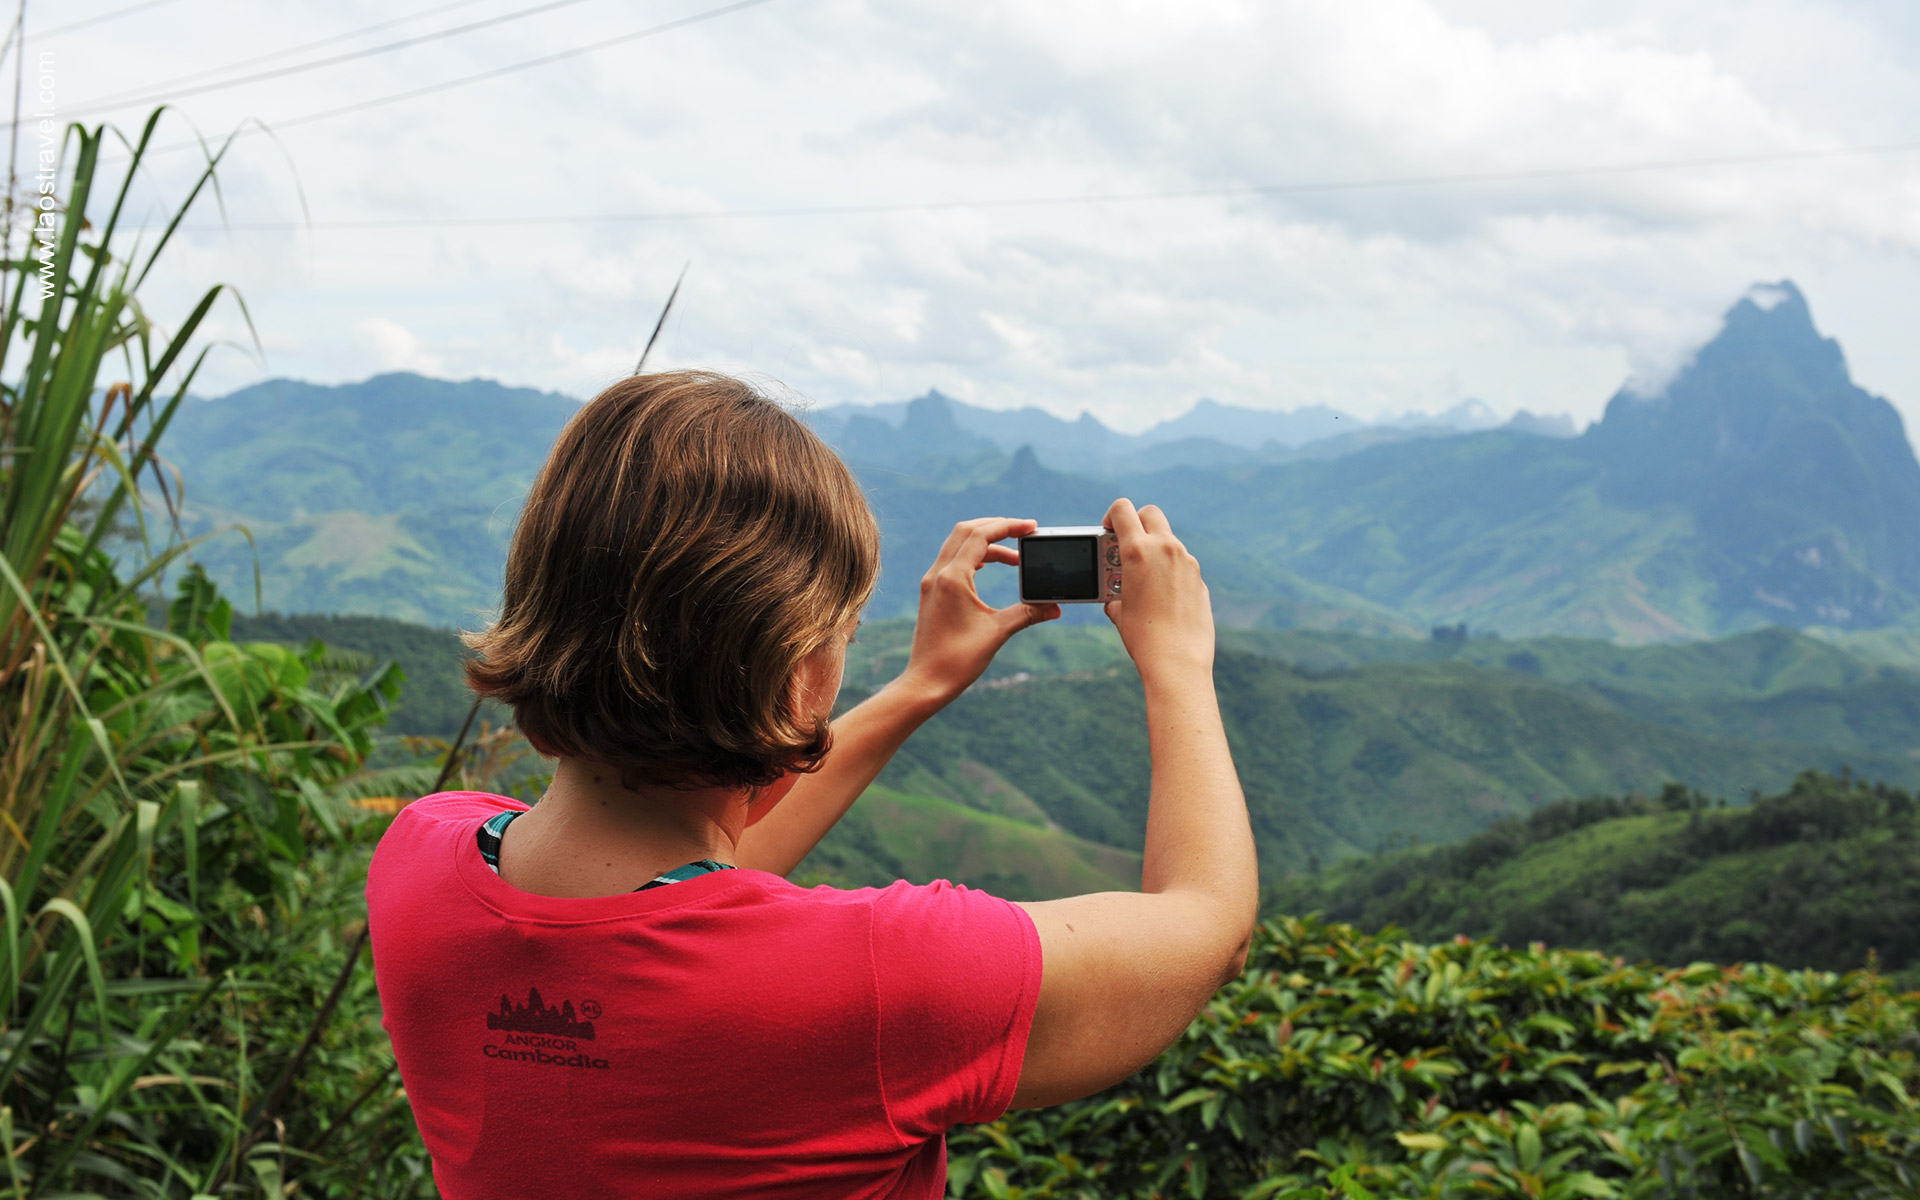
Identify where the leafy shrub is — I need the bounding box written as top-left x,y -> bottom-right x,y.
950,916 -> 1920,1198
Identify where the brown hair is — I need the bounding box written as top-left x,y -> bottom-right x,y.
463,370 -> 880,790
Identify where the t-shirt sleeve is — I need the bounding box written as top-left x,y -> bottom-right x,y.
869,878 -> 1042,1141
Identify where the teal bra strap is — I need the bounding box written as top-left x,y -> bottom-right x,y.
476,810 -> 735,891
636,859 -> 735,890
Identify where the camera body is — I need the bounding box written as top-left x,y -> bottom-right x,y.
1018,526 -> 1122,604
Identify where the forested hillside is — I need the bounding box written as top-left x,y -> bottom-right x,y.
1269,772 -> 1920,985
241,611 -> 1920,893
164,374 -> 572,623
830,650 -> 1916,882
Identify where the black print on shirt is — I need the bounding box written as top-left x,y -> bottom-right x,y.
480,987 -> 611,1070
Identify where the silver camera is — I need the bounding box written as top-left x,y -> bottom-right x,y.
1018,526 -> 1122,604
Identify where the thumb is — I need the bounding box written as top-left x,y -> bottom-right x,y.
999,602 -> 1060,634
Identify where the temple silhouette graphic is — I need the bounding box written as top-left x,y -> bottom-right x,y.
486,986 -> 596,1040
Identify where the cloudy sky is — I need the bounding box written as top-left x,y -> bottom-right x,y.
31,0 -> 1920,433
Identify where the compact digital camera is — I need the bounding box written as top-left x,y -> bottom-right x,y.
1018,526 -> 1122,604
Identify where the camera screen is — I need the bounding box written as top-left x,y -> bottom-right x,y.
1022,536 -> 1100,601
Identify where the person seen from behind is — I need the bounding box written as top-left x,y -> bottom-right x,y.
366,370 -> 1258,1198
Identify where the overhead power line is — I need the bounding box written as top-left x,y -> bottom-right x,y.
180,139 -> 1920,233
83,0 -> 605,114
81,0 -> 496,107
83,0 -> 778,150
33,0 -> 186,40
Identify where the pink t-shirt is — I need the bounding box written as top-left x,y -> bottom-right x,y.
366,792 -> 1043,1200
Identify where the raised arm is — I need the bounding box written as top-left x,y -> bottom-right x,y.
1009,498 -> 1258,1109
732,518 -> 1060,876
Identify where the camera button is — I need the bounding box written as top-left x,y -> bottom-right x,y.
1108,577 -> 1123,594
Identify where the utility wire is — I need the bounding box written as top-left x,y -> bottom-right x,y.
81,0 -> 496,108
33,0 -> 185,39
179,139 -> 1920,233
103,0 -> 778,152
82,0 -> 606,114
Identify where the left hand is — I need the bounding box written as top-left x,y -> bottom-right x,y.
899,517 -> 1061,705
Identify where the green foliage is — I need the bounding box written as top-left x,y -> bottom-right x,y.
1,541 -> 423,1194
0,116 -> 435,1196
229,610 -> 502,738
948,915 -> 1920,1198
1270,772 -> 1920,985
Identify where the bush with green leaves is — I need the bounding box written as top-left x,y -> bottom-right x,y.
949,915 -> 1920,1198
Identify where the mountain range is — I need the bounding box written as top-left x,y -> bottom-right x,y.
836,282 -> 1920,640
159,280 -> 1920,645
802,390 -> 1569,479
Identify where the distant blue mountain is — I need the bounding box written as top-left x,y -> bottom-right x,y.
800,389 -> 1558,477
155,282 -> 1917,641
1140,397 -> 1356,446
1584,281 -> 1920,625
1134,281 -> 1920,638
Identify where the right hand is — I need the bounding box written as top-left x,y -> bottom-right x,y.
1102,497 -> 1213,681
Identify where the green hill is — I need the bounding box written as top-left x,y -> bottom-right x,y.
234,612 -> 1920,891
1219,622 -> 1887,695
1268,771 -> 1920,984
165,373 -> 575,625
867,650 -> 1918,881
794,786 -> 1140,900
842,618 -> 1920,877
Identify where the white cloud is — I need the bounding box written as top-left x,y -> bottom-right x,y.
42,0 -> 1920,439
355,317 -> 445,376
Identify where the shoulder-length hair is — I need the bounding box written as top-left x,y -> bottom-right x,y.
464,370 -> 880,790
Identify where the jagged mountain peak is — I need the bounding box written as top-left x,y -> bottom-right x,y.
1696,279 -> 1847,385
1592,280 -> 1858,441
1003,444 -> 1047,486
903,389 -> 962,434
1579,281 -> 1920,617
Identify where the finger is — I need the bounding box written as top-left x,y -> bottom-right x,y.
1137,504 -> 1173,537
1105,497 -> 1145,541
1103,597 -> 1123,627
982,544 -> 1020,568
933,519 -> 990,565
947,517 -> 1040,569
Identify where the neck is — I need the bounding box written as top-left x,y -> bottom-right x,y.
496,758 -> 748,898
